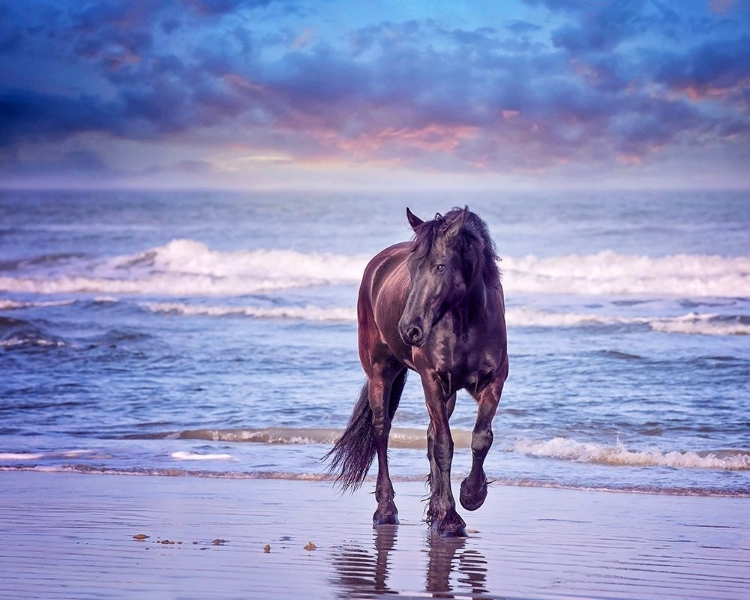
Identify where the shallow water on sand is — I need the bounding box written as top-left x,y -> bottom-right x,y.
0,190 -> 749,496
2,474 -> 749,600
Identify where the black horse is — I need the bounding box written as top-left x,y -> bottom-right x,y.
326,207 -> 508,537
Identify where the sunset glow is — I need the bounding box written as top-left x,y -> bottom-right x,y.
1,0 -> 749,189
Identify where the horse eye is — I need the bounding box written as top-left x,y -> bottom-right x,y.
436,264 -> 446,273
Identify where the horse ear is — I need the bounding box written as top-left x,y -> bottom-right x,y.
406,207 -> 424,231
444,206 -> 469,240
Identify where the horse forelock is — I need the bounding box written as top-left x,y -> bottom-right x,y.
410,217 -> 441,260
410,208 -> 501,288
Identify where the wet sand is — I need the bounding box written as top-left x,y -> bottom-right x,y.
0,471 -> 748,599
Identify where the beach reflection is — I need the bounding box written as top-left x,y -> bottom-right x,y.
426,533 -> 489,598
331,525 -> 398,597
331,526 -> 488,598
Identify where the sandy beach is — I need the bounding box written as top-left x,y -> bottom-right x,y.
2,0 -> 750,596
0,471 -> 747,599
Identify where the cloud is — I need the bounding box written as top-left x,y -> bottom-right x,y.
0,0 -> 748,187
0,87 -> 120,147
505,20 -> 541,36
651,36 -> 750,103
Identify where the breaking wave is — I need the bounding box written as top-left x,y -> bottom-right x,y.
0,239 -> 368,296
505,251 -> 750,297
2,292 -> 745,335
0,299 -> 77,310
0,316 -> 67,349
508,308 -> 750,336
130,429 -> 750,472
144,302 -> 357,321
0,239 -> 748,297
143,303 -> 749,335
514,437 -> 750,470
131,426 -> 473,450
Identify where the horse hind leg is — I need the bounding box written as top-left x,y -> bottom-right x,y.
371,366 -> 406,526
388,368 -> 407,420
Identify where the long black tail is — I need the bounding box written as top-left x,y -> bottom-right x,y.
324,380 -> 375,492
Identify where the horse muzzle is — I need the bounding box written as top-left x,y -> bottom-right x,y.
399,317 -> 425,347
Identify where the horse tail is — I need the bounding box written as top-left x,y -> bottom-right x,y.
324,380 -> 375,492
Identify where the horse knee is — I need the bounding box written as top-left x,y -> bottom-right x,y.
471,429 -> 493,455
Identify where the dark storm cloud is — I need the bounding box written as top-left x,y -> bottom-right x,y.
0,0 -> 748,180
531,0 -> 682,53
651,36 -> 750,98
0,87 -> 119,147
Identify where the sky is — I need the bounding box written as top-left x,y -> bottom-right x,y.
0,0 -> 749,191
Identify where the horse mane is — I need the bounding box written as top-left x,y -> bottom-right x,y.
411,207 -> 501,289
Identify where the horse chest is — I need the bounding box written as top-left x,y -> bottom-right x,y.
421,341 -> 479,392
421,319 -> 500,395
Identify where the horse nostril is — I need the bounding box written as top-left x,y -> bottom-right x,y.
407,326 -> 422,342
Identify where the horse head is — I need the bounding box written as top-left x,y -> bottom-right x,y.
398,206 -> 476,347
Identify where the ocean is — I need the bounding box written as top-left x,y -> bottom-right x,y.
1,189 -> 748,497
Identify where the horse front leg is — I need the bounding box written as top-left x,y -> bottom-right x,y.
369,367 -> 399,525
424,378 -> 466,537
426,391 -> 455,490
460,377 -> 504,511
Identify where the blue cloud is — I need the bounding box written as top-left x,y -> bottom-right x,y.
0,0 -> 748,186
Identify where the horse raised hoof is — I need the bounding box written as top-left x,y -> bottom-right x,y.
373,501 -> 399,526
432,510 -> 467,538
459,475 -> 488,511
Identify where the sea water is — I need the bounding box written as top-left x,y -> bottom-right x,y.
0,190 -> 748,496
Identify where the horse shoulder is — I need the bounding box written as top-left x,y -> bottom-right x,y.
358,242 -> 412,372
369,245 -> 410,327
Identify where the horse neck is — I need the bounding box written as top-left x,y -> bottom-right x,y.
464,275 -> 488,324
445,268 -> 487,338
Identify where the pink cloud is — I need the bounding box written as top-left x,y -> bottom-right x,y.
338,124 -> 479,157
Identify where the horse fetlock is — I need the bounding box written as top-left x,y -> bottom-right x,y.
373,500 -> 399,526
375,486 -> 395,504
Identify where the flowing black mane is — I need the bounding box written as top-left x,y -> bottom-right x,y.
411,207 -> 501,289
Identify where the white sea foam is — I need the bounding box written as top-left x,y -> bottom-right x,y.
514,437 -> 750,470
649,318 -> 750,336
170,451 -> 236,461
0,299 -> 76,310
60,450 -> 97,458
503,251 -> 750,297
506,308 -> 750,335
159,427 -> 474,449
0,452 -> 44,460
145,302 -> 357,321
142,303 -> 749,335
0,240 -> 368,296
0,450 -> 102,460
0,337 -> 66,348
0,239 -> 748,297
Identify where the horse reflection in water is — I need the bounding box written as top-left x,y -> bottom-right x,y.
330,526 -> 489,598
330,526 -> 399,597
326,207 -> 508,537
